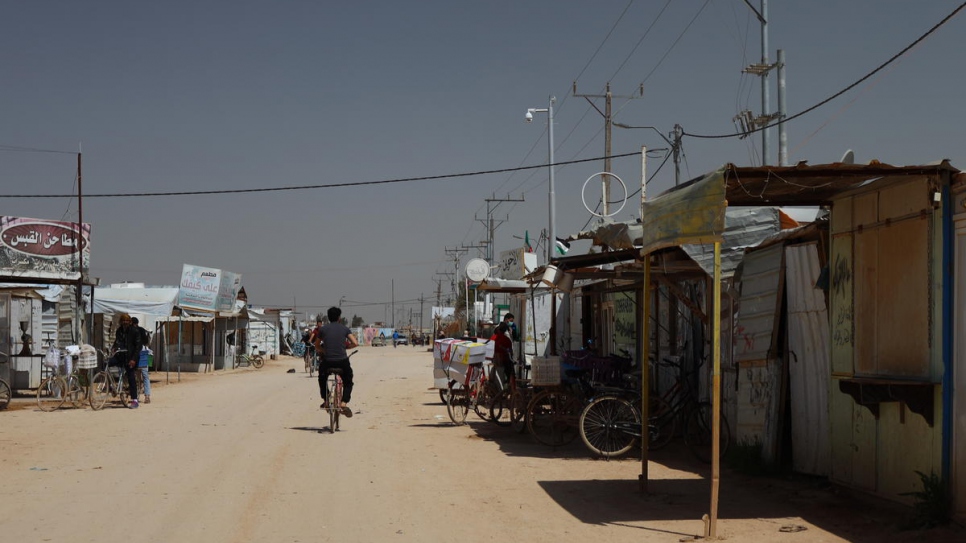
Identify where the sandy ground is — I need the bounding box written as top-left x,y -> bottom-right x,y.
0,346 -> 961,543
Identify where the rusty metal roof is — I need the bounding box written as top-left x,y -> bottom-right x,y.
714,160 -> 960,206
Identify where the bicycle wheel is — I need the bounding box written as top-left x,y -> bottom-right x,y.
438,388 -> 449,405
684,402 -> 731,463
489,389 -> 513,426
510,387 -> 530,434
527,389 -> 581,446
0,379 -> 11,410
647,396 -> 677,450
65,374 -> 86,408
446,382 -> 468,425
89,371 -> 112,410
37,376 -> 67,412
328,378 -> 340,433
252,355 -> 265,369
473,380 -> 498,421
579,395 -> 641,458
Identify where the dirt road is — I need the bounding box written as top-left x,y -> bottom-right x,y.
0,347 -> 960,542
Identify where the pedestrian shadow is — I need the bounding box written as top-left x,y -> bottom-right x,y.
288,426 -> 332,433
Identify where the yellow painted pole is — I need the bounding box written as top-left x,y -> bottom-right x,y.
710,241 -> 721,537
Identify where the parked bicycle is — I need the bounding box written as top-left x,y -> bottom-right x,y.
578,356 -> 731,462
526,366 -> 596,447
321,350 -> 358,433
237,345 -> 265,369
488,357 -> 532,433
37,345 -> 86,412
446,360 -> 497,425
89,348 -> 143,410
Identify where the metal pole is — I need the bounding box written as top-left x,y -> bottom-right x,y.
76,150 -> 84,344
760,0 -> 770,165
672,125 -> 683,186
603,84 -> 612,217
548,95 -> 556,264
640,146 -> 647,217
777,49 -> 787,166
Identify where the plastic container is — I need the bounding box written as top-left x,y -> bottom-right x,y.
530,356 -> 561,386
77,344 -> 98,369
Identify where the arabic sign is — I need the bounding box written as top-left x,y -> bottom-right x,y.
497,248 -> 537,280
178,264 -> 242,312
0,216 -> 91,281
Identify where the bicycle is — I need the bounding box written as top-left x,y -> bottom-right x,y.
526,366 -> 595,447
305,344 -> 317,376
446,360 -> 497,425
237,345 -> 265,369
579,357 -> 731,461
488,357 -> 532,433
89,349 -> 143,410
321,350 -> 358,433
37,346 -> 86,411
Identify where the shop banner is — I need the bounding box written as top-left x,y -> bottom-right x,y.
0,216 -> 91,281
179,264 -> 241,312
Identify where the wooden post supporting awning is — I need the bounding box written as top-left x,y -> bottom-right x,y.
635,168 -> 728,537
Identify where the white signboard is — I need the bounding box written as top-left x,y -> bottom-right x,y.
179,264 -> 242,312
497,248 -> 537,280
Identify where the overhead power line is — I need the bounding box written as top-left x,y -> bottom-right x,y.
684,1 -> 966,140
0,151 -> 641,199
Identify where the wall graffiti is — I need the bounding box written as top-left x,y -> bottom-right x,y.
831,251 -> 852,298
833,306 -> 854,347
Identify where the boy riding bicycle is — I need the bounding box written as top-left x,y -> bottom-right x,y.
313,306 -> 359,417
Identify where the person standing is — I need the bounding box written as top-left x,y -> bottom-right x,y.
131,317 -> 152,404
111,314 -> 143,409
315,306 -> 359,417
392,329 -> 399,348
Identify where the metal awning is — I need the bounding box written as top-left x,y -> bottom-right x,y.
475,278 -> 548,293
719,160 -> 959,206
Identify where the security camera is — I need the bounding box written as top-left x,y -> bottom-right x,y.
525,111 -> 533,123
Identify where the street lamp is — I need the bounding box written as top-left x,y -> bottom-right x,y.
526,95 -> 556,263
613,122 -> 683,186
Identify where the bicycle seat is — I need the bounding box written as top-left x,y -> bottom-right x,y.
326,368 -> 344,375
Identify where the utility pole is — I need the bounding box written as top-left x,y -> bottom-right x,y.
734,0 -> 787,166
444,246 -> 469,330
475,194 -> 525,263
573,81 -> 643,215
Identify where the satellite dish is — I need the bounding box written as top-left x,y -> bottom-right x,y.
840,149 -> 855,164
464,258 -> 490,282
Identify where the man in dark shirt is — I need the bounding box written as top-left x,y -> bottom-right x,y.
314,306 -> 359,417
111,313 -> 143,409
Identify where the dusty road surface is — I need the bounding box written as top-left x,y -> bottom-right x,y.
1,346 -> 961,543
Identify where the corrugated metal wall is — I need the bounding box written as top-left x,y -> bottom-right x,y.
734,244 -> 784,460
785,242 -> 831,476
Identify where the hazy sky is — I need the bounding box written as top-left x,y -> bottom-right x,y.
2,1 -> 964,326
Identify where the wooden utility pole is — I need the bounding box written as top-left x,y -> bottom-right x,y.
573,82 -> 643,216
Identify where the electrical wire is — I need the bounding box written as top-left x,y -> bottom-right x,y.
0,151 -> 642,199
